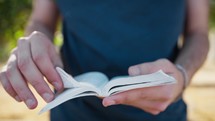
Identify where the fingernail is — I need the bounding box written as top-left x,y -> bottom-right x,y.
129,66 -> 140,76
104,100 -> 116,107
42,93 -> 53,102
26,99 -> 35,109
15,96 -> 22,102
53,82 -> 61,90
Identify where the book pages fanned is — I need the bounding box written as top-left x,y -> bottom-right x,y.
39,67 -> 176,114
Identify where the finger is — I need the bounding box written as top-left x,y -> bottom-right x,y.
6,55 -> 37,109
50,46 -> 64,68
134,100 -> 168,114
102,89 -> 141,107
0,66 -> 22,102
128,62 -> 156,76
128,59 -> 173,76
103,89 -> 168,115
17,38 -> 54,103
103,93 -> 167,115
30,32 -> 63,90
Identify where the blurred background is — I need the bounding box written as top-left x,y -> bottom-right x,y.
0,0 -> 215,121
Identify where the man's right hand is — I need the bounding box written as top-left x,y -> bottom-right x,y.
0,31 -> 63,109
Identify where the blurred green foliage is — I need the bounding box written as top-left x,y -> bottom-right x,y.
0,0 -> 31,62
0,0 -> 215,63
210,0 -> 215,27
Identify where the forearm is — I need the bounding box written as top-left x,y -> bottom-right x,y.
25,19 -> 55,40
175,0 -> 209,85
175,33 -> 209,83
24,0 -> 59,40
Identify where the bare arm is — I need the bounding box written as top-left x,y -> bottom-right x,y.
25,0 -> 60,39
175,0 -> 209,83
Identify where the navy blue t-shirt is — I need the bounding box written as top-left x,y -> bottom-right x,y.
52,0 -> 187,121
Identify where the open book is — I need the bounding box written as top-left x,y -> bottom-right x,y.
39,67 -> 176,114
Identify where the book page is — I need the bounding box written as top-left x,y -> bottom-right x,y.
102,70 -> 176,96
57,67 -> 109,89
74,71 -> 109,89
39,87 -> 98,114
39,68 -> 109,114
56,67 -> 81,88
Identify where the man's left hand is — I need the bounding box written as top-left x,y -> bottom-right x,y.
102,59 -> 184,115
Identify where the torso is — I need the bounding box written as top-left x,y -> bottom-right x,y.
51,1 -> 187,121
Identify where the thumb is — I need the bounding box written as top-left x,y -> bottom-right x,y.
102,94 -> 125,107
128,62 -> 155,76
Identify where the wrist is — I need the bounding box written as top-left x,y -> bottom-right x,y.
175,64 -> 189,90
173,64 -> 189,102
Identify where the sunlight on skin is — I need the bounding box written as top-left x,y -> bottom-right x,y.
0,84 -> 49,121
0,32 -> 214,121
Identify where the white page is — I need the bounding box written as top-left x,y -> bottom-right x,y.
57,67 -> 109,89
102,70 -> 176,96
74,71 -> 109,89
56,67 -> 81,88
39,69 -> 108,114
108,79 -> 175,96
39,87 -> 98,114
40,69 -> 176,114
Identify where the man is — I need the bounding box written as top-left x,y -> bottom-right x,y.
0,0 -> 209,121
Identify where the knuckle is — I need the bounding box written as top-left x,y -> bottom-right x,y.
12,84 -> 25,95
30,80 -> 48,95
17,37 -> 26,45
32,53 -> 44,63
31,31 -> 46,40
30,80 -> 41,88
17,58 -> 30,71
6,67 -> 14,78
0,74 -> 17,99
4,83 -> 15,96
31,31 -> 41,36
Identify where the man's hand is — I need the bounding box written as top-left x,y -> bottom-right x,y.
0,31 -> 63,109
102,59 -> 184,115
